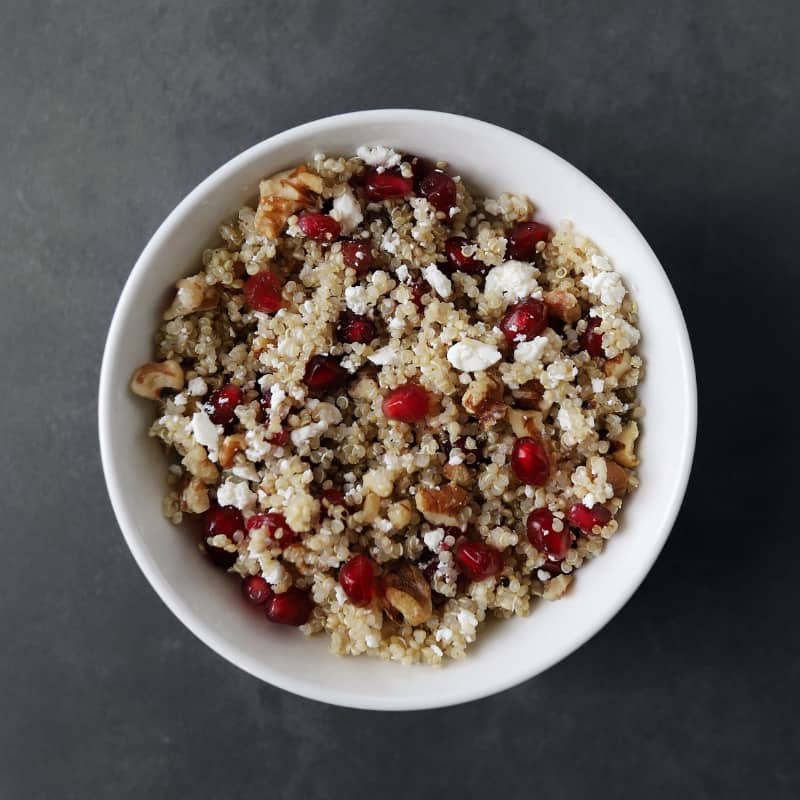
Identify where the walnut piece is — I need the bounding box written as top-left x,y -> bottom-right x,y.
383,562 -> 432,626
442,463 -> 473,487
415,483 -> 470,526
511,379 -> 544,410
542,573 -> 573,600
604,350 -> 632,379
130,360 -> 184,400
462,373 -> 506,429
544,290 -> 581,323
604,459 -> 630,496
507,408 -> 544,439
611,421 -> 639,468
387,499 -> 414,529
254,166 -> 323,239
163,274 -> 219,320
219,433 -> 246,469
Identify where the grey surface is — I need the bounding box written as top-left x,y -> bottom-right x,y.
2,1 -> 798,797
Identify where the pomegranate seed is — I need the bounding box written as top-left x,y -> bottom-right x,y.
444,237 -> 482,274
205,545 -> 237,569
409,278 -> 429,310
500,297 -> 549,344
454,540 -> 504,581
204,505 -> 244,538
303,355 -> 348,393
245,512 -> 298,546
507,220 -> 552,260
363,167 -> 413,201
339,554 -> 376,607
268,428 -> 290,446
244,271 -> 283,312
298,211 -> 341,243
511,437 -> 550,485
241,575 -> 273,605
402,153 -> 432,184
567,503 -> 612,534
265,588 -> 313,626
419,170 -> 457,213
382,383 -> 430,423
580,316 -> 604,358
526,508 -> 574,561
204,384 -> 242,426
324,489 -> 346,507
341,240 -> 375,273
336,311 -> 377,344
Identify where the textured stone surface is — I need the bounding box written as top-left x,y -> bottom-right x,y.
1,1 -> 798,797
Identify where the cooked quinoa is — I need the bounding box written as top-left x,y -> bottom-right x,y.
130,145 -> 643,666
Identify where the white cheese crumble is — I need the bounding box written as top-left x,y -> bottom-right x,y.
187,377 -> 207,396
231,464 -> 259,482
447,339 -> 502,372
190,410 -> 221,461
435,627 -> 453,643
422,264 -> 452,299
344,285 -> 370,315
368,344 -> 399,366
395,264 -> 410,283
216,478 -> 256,512
581,270 -> 626,308
330,186 -> 363,234
484,260 -> 540,304
591,377 -> 605,394
514,336 -> 549,364
355,145 -> 402,169
423,528 -> 445,552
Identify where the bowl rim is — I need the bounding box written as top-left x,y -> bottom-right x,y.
98,109 -> 697,710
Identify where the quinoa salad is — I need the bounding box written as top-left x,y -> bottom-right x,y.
130,146 -> 643,665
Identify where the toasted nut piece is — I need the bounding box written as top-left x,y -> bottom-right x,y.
544,290 -> 581,323
254,165 -> 323,238
507,408 -> 544,439
182,444 -> 219,484
604,459 -> 630,496
611,421 -> 639,468
181,477 -> 210,514
604,350 -> 632,379
415,483 -> 470,526
362,468 -> 394,498
219,433 -> 246,469
387,499 -> 414,529
130,360 -> 184,399
512,379 -> 545,410
349,374 -> 380,401
383,562 -> 432,626
163,274 -> 219,320
542,573 -> 573,600
442,463 -> 473,487
359,491 -> 381,524
462,373 -> 506,429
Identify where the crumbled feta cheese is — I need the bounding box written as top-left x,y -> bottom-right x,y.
581,270 -> 626,307
381,228 -> 401,254
447,339 -> 501,372
172,392 -> 187,407
395,264 -> 410,283
430,644 -> 444,657
423,528 -> 445,552
330,186 -> 363,234
368,344 -> 399,366
356,145 -> 402,169
261,560 -> 287,587
231,464 -> 259,482
557,401 -> 593,446
484,260 -> 540,304
422,264 -> 452,299
590,254 -> 611,270
344,285 -> 370,315
388,315 -> 405,333
187,377 -> 207,396
591,378 -> 605,393
583,492 -> 597,508
216,478 -> 256,512
514,336 -> 549,364
365,633 -> 380,649
435,627 -> 453,643
335,585 -> 348,605
191,410 -> 221,460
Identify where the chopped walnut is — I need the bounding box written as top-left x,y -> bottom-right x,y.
219,433 -> 246,469
462,373 -> 506,429
383,562 -> 433,626
442,463 -> 473,487
511,379 -> 544,410
604,459 -> 630,496
507,408 -> 544,439
254,166 -> 323,239
611,421 -> 639,468
130,360 -> 184,400
544,290 -> 581,323
163,274 -> 219,320
415,483 -> 470,526
604,350 -> 632,379
542,573 -> 573,600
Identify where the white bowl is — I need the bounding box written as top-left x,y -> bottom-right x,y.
99,110 -> 696,710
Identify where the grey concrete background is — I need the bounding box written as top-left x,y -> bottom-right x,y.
2,1 -> 798,797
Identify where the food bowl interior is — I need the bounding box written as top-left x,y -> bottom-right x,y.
99,110 -> 696,710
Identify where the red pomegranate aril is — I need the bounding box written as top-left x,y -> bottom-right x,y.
336,311 -> 377,344
205,544 -> 237,570
268,428 -> 290,446
241,575 -> 273,606
245,512 -> 298,546
339,553 -> 376,607
500,297 -> 549,344
507,220 -> 552,260
526,508 -> 574,561
363,167 -> 414,201
303,355 -> 348,393
204,505 -> 244,538
324,489 -> 346,507
580,316 -> 604,358
445,237 -> 482,274
382,384 -> 430,423
511,437 -> 550,485
402,153 -> 432,184
567,502 -> 612,534
204,384 -> 242,426
244,271 -> 283,313
298,211 -> 341,243
265,588 -> 313,626
341,240 -> 375,273
419,169 -> 457,213
454,540 -> 504,582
